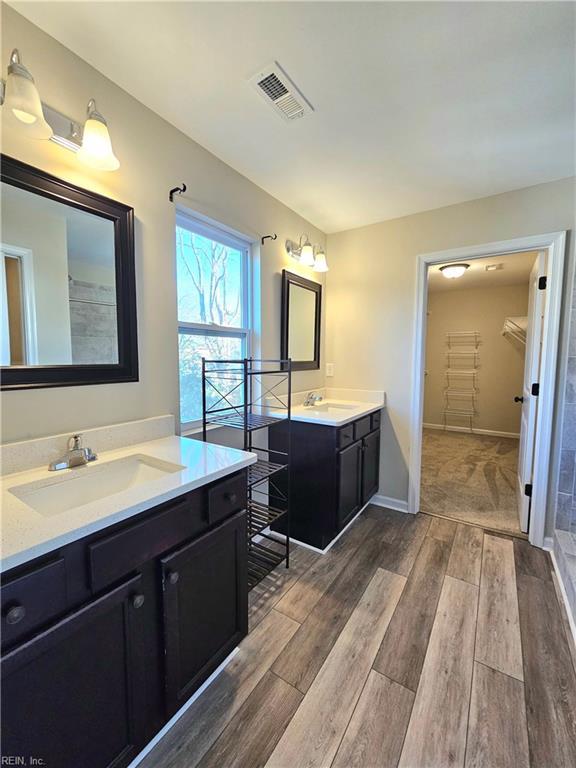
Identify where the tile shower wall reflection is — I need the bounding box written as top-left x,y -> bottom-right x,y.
68,278 -> 118,364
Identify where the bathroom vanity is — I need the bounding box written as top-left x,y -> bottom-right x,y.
270,400 -> 383,549
0,434 -> 255,768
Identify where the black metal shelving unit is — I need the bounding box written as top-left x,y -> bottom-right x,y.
202,358 -> 291,590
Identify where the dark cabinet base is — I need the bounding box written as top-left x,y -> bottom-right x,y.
270,412 -> 381,549
1,472 -> 249,768
162,511 -> 248,716
1,576 -> 147,768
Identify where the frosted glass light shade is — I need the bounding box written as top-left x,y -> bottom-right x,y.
4,50 -> 52,139
77,101 -> 120,171
313,250 -> 329,272
299,242 -> 315,267
440,263 -> 469,279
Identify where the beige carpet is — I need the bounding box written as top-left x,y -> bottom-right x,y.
420,428 -> 521,534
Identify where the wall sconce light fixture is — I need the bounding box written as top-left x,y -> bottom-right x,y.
285,235 -> 329,272
77,99 -> 120,171
1,49 -> 120,171
2,49 -> 52,139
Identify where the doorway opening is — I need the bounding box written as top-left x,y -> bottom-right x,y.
409,233 -> 566,547
420,251 -> 540,535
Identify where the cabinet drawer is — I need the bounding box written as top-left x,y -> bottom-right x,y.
353,416 -> 372,441
371,411 -> 381,431
207,473 -> 247,525
89,491 -> 204,592
1,558 -> 67,650
338,424 -> 355,450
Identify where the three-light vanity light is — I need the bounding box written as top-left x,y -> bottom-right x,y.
1,48 -> 120,171
285,235 -> 329,272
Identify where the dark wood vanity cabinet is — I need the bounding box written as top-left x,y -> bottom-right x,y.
361,428 -> 381,503
271,410 -> 381,549
2,575 -> 148,768
337,440 -> 363,529
0,471 -> 248,768
162,511 -> 248,716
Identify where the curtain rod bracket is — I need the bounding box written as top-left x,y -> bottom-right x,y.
261,233 -> 277,246
169,183 -> 187,203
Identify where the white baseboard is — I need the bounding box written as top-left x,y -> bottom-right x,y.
370,494 -> 410,514
266,500 -> 374,555
127,647 -> 239,768
423,422 -> 520,439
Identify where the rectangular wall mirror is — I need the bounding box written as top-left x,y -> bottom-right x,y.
281,270 -> 321,370
1,156 -> 137,389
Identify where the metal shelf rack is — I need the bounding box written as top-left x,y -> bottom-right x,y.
202,358 -> 292,590
442,332 -> 480,432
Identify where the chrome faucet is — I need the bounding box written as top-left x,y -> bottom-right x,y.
49,434 -> 98,471
304,391 -> 323,407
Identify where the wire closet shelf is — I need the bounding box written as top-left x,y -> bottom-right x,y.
202,358 -> 292,590
442,332 -> 480,431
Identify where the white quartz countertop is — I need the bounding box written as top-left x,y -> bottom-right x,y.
288,399 -> 383,427
0,436 -> 256,574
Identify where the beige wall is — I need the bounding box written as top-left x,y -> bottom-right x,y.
2,197 -> 72,364
424,283 -> 529,435
1,6 -> 326,443
326,177 -> 575,519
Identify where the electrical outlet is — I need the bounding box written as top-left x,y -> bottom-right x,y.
326,363 -> 334,377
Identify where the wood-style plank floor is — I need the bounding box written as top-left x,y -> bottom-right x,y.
141,508 -> 576,768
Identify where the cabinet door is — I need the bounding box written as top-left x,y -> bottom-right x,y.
338,441 -> 362,529
1,575 -> 147,768
362,429 -> 381,504
162,510 -> 248,716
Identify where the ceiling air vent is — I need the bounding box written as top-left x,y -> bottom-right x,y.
250,61 -> 314,122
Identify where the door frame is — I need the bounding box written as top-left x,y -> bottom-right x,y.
1,243 -> 38,365
408,231 -> 567,547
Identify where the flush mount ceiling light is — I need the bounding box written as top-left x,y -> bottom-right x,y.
439,263 -> 470,279
285,235 -> 329,271
77,99 -> 120,171
2,49 -> 52,139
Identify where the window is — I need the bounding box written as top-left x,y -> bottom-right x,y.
176,215 -> 250,428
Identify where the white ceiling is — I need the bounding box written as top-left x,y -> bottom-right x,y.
428,251 -> 537,293
11,1 -> 575,233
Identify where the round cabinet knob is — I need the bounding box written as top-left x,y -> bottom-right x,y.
514,396 -> 524,403
168,571 -> 179,585
131,594 -> 145,610
5,604 -> 26,625
225,493 -> 238,505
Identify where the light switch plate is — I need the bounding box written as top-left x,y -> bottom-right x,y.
326,363 -> 334,377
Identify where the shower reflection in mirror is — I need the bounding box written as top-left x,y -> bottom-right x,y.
1,181 -> 118,367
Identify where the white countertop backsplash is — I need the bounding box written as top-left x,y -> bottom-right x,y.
1,423 -> 256,573
1,415 -> 177,476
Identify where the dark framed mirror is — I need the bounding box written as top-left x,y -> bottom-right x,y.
1,156 -> 138,390
281,270 -> 321,371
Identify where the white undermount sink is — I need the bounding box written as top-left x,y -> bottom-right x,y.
9,454 -> 186,516
301,401 -> 358,412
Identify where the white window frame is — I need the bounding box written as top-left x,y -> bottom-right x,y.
176,213 -> 251,431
